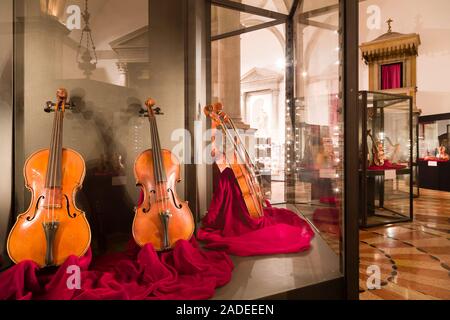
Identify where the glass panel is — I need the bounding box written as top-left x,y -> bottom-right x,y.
292,0 -> 344,271
211,25 -> 287,204
0,0 -> 14,263
359,92 -> 413,227
211,5 -> 275,37
420,120 -> 450,158
13,0 -> 186,254
359,0 -> 450,196
302,0 -> 338,13
223,0 -> 293,14
307,10 -> 339,29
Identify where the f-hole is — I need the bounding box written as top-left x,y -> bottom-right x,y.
168,188 -> 182,209
143,190 -> 156,213
27,196 -> 45,221
64,194 -> 77,218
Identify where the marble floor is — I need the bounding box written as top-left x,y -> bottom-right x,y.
359,188 -> 450,300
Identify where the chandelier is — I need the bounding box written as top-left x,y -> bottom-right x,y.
77,0 -> 97,78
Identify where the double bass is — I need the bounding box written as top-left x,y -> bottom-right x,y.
133,98 -> 195,251
204,102 -> 266,219
7,88 -> 91,267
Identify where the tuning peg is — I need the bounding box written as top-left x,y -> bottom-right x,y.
65,101 -> 76,111
44,100 -> 76,113
139,108 -> 149,117
44,101 -> 54,113
154,107 -> 164,115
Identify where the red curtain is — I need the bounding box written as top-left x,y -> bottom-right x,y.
381,63 -> 402,90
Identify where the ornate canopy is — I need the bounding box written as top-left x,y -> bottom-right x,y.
360,31 -> 421,64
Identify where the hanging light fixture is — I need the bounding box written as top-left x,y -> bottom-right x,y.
77,0 -> 97,78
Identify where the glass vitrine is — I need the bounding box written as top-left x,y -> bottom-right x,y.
418,114 -> 450,192
359,91 -> 413,227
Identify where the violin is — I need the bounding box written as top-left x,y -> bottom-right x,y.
7,88 -> 91,268
204,102 -> 266,219
133,99 -> 195,250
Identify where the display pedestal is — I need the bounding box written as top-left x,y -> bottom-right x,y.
212,206 -> 342,300
418,160 -> 450,192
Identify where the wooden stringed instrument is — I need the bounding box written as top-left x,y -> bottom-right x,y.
385,136 -> 401,164
133,98 -> 195,250
204,102 -> 266,219
367,129 -> 385,167
7,88 -> 91,268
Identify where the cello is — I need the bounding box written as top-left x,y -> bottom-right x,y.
204,102 -> 266,219
7,88 -> 91,268
133,98 -> 195,250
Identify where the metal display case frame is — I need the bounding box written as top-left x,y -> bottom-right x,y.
359,91 -> 414,228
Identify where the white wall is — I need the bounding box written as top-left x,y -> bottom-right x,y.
360,0 -> 450,116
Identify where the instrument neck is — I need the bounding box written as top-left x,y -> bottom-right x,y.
149,116 -> 166,183
45,108 -> 64,189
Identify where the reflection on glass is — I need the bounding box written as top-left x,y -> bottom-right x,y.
292,0 -> 344,266
211,24 -> 286,204
359,92 -> 413,228
14,0 -> 184,253
222,0 -> 294,15
420,119 -> 450,160
211,5 -> 276,37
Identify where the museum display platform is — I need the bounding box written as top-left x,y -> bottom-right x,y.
418,160 -> 450,192
213,205 -> 342,300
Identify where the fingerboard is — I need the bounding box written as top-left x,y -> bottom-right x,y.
149,115 -> 167,183
45,110 -> 64,188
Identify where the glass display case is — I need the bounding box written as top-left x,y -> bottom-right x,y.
418,114 -> 450,192
0,0 -> 359,300
359,91 -> 413,227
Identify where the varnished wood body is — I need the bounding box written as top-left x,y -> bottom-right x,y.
7,149 -> 91,267
224,163 -> 264,219
205,102 -> 265,219
133,149 -> 195,250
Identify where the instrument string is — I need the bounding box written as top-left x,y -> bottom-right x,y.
155,116 -> 166,212
154,116 -> 168,212
52,107 -> 62,224
51,109 -> 59,225
150,114 -> 164,215
216,116 -> 263,206
49,106 -> 60,224
57,106 -> 64,222
210,110 -> 264,215
225,116 -> 264,204
149,115 -> 160,213
45,105 -> 57,224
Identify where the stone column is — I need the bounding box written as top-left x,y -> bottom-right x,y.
41,0 -> 67,18
216,4 -> 249,130
116,62 -> 129,87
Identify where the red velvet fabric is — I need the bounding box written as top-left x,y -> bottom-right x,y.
368,160 -> 406,171
312,208 -> 341,236
0,239 -> 233,300
381,63 -> 402,90
197,169 -> 315,256
319,197 -> 340,206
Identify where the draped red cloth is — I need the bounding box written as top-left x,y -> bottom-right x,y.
368,160 -> 407,171
0,239 -> 233,300
381,63 -> 402,90
197,169 -> 315,256
313,208 -> 341,236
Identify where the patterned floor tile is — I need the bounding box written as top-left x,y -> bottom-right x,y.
359,188 -> 450,300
